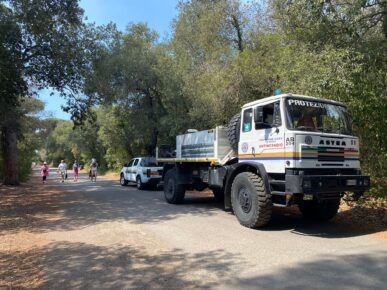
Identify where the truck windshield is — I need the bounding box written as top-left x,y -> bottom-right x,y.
286,98 -> 352,135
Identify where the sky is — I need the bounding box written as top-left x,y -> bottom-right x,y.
39,0 -> 180,119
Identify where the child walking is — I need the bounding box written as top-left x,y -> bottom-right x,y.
73,160 -> 79,182
40,162 -> 49,184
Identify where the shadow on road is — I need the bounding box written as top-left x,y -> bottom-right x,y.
36,241 -> 387,289
230,250 -> 387,289
1,173 -> 385,239
263,206 -> 386,238
40,241 -> 242,289
0,176 -> 225,234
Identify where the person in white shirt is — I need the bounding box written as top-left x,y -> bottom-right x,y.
57,160 -> 67,183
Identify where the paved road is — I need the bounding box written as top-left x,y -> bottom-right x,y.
39,172 -> 386,289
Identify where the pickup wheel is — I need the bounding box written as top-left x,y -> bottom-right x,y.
136,176 -> 145,190
212,188 -> 224,202
299,199 -> 340,221
164,169 -> 185,204
231,172 -> 272,228
120,174 -> 128,186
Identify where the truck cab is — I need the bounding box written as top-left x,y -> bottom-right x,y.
239,94 -> 369,197
120,157 -> 163,189
159,94 -> 370,228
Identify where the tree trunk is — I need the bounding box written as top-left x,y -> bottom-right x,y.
145,89 -> 159,156
1,125 -> 19,185
231,14 -> 244,52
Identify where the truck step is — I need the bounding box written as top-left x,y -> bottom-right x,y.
269,180 -> 285,185
271,191 -> 286,196
273,203 -> 287,207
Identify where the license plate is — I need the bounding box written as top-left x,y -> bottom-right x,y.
347,179 -> 357,186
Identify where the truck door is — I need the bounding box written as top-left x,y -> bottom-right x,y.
239,101 -> 285,173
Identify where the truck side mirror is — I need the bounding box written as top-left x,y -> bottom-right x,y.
254,106 -> 264,124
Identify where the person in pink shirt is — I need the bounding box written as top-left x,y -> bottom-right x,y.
73,160 -> 79,182
40,162 -> 49,184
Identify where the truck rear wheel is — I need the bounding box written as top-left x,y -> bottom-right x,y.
299,199 -> 340,221
231,172 -> 272,228
227,113 -> 241,153
164,169 -> 185,204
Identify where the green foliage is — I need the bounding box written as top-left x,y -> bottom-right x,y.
0,0 -> 95,183
0,97 -> 45,181
43,117 -> 106,170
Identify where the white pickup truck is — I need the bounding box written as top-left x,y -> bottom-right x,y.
120,157 -> 163,189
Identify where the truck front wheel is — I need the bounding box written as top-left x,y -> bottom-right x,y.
299,199 -> 340,221
164,169 -> 185,204
231,172 -> 272,228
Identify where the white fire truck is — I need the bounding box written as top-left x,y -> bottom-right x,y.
157,94 -> 370,228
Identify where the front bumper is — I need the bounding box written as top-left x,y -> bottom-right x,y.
285,174 -> 371,194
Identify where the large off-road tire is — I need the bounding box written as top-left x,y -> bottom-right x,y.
120,173 -> 128,186
227,113 -> 241,153
136,175 -> 145,190
299,199 -> 340,221
164,169 -> 185,204
212,188 -> 224,202
231,172 -> 272,228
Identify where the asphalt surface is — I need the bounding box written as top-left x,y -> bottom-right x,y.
39,171 -> 386,289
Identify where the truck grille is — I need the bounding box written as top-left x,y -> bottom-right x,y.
317,147 -> 344,162
301,146 -> 358,162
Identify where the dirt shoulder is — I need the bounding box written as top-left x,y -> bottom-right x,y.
0,178 -> 68,289
336,197 -> 387,239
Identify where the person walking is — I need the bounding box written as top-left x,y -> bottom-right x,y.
90,158 -> 98,182
40,162 -> 49,184
57,160 -> 67,183
73,160 -> 79,182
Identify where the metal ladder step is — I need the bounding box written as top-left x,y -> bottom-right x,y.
269,180 -> 285,185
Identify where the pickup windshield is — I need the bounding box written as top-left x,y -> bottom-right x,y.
286,98 -> 352,135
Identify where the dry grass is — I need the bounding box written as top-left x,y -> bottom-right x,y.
0,179 -> 64,289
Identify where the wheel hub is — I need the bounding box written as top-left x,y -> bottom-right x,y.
238,187 -> 251,213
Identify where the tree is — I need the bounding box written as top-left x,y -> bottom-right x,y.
0,0 -> 94,184
0,97 -> 45,181
84,23 -> 168,156
270,0 -> 387,177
